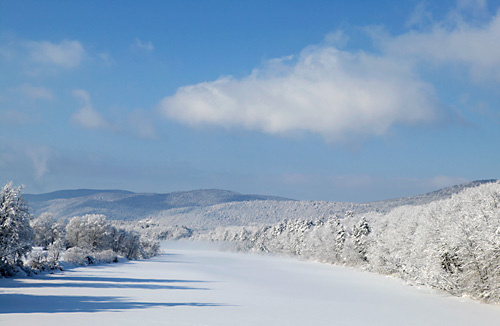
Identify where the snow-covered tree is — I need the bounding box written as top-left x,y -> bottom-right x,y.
351,216 -> 371,262
111,228 -> 142,259
0,182 -> 34,276
154,181 -> 500,303
64,214 -> 160,262
65,214 -> 114,251
334,218 -> 346,261
31,213 -> 63,248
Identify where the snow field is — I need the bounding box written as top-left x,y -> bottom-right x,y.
1,241 -> 500,325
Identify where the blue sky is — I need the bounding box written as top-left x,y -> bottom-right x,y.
1,0 -> 499,202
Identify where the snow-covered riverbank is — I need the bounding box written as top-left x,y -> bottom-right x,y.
2,242 -> 500,325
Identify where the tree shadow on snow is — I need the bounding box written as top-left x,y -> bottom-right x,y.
0,275 -> 211,290
141,255 -> 195,264
0,293 -> 226,314
51,276 -> 210,284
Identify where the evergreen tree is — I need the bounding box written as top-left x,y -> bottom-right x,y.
0,182 -> 34,276
334,218 -> 346,260
352,216 -> 371,262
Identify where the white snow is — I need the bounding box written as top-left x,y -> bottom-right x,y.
2,241 -> 500,326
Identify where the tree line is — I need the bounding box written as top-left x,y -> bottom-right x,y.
0,182 -> 159,277
197,182 -> 500,303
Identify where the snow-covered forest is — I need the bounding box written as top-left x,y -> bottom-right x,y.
196,181 -> 500,303
3,180 -> 500,305
0,182 -> 159,277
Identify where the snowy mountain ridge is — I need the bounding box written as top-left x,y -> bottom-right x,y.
354,179 -> 499,214
24,188 -> 292,222
24,180 -> 498,228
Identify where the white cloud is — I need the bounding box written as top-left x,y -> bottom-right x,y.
26,146 -> 50,180
133,38 -> 154,52
159,46 -> 442,142
25,40 -> 85,68
323,30 -> 349,47
71,89 -> 110,130
17,84 -> 54,100
405,2 -> 434,28
381,9 -> 500,81
159,3 -> 500,141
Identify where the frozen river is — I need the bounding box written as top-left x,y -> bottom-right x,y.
2,241 -> 500,325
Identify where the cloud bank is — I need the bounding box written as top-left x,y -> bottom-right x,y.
159,5 -> 500,141
25,40 -> 85,69
381,9 -> 500,81
71,89 -> 110,130
160,46 -> 441,142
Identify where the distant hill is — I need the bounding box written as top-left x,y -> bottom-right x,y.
24,189 -> 134,202
355,179 -> 499,214
24,180 -> 499,229
24,189 -> 292,222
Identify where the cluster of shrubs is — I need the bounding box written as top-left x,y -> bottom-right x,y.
1,182 -> 159,277
27,213 -> 160,272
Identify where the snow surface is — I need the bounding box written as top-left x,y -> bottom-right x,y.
2,242 -> 500,326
